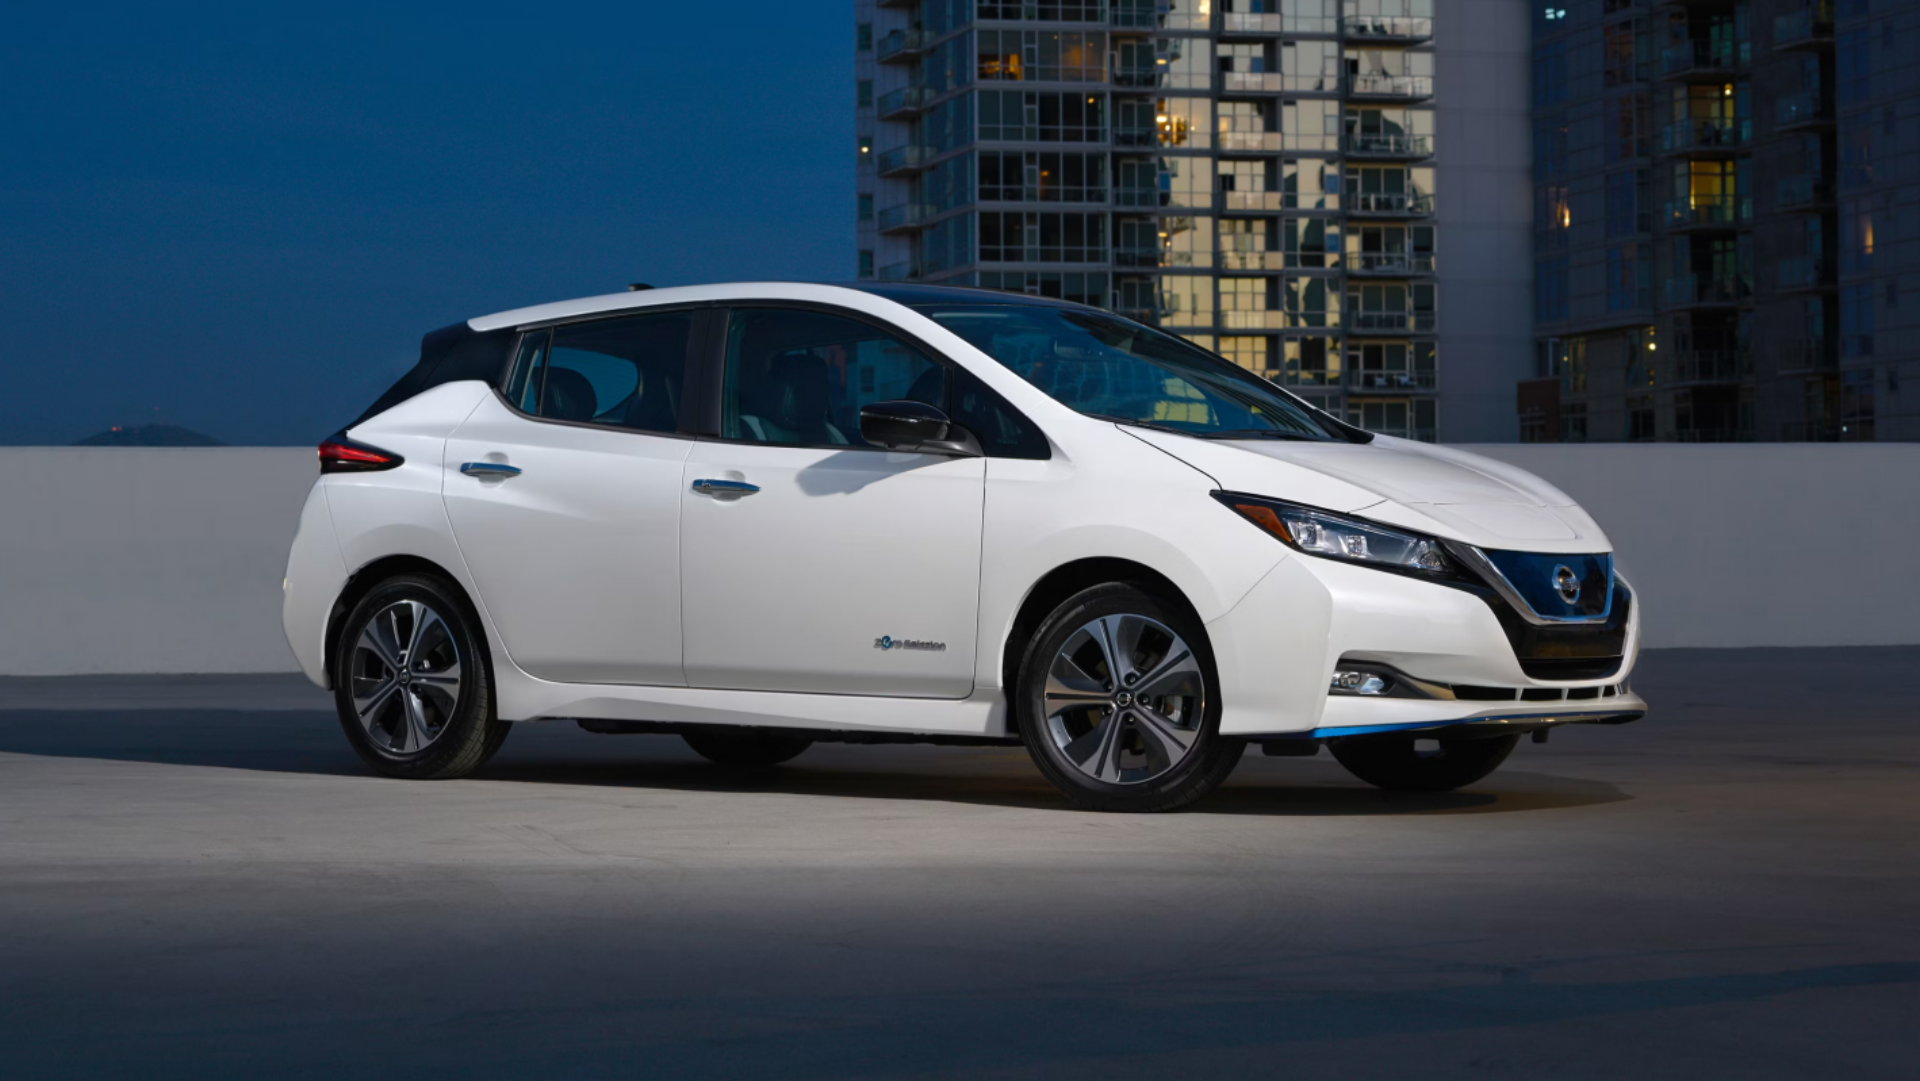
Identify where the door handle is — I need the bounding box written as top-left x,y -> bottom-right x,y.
461,462 -> 523,478
691,478 -> 759,495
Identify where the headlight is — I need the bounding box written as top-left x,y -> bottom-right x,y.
1213,492 -> 1455,576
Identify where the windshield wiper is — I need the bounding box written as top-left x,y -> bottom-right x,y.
1195,428 -> 1324,441
1083,413 -> 1194,436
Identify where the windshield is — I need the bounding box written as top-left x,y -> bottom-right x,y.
918,304 -> 1348,442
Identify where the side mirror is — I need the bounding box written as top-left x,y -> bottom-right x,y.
858,400 -> 982,457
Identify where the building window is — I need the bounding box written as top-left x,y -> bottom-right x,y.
1841,284 -> 1874,357
1536,258 -> 1570,322
858,250 -> 875,280
1837,29 -> 1872,106
857,80 -> 873,109
857,194 -> 874,223
1628,396 -> 1655,442
1559,402 -> 1588,442
856,22 -> 872,52
978,90 -> 1107,142
1840,369 -> 1875,440
978,212 -> 1108,263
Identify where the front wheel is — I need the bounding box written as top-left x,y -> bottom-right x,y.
1329,732 -> 1519,793
1014,583 -> 1243,812
332,573 -> 508,780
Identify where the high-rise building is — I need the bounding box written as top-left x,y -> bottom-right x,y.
1521,0 -> 1918,442
855,1 -> 1534,443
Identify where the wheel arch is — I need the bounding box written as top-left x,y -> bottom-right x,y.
323,555 -> 491,690
998,557 -> 1211,698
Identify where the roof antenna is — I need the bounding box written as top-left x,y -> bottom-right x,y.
627,282 -> 654,292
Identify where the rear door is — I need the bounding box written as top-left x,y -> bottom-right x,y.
678,306 -> 986,698
442,308 -> 706,686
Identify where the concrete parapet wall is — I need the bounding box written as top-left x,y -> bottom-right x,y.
0,445 -> 1911,675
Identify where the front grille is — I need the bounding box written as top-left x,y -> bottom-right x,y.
1479,549 -> 1615,621
1452,578 -> 1633,682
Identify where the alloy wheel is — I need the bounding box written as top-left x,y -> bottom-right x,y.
350,599 -> 463,756
1042,613 -> 1206,785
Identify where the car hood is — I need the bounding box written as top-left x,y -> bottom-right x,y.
1126,429 -> 1611,553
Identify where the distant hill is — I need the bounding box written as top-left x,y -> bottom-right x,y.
74,424 -> 224,447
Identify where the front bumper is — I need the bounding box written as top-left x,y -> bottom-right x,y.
1206,551 -> 1644,738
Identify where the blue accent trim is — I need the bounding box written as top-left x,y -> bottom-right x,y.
691,478 -> 761,494
1480,549 -> 1614,622
1270,709 -> 1647,741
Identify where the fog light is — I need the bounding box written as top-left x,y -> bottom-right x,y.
1331,670 -> 1391,696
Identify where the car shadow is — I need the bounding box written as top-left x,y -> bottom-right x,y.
0,707 -> 1631,817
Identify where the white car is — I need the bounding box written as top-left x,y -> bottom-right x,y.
283,282 -> 1644,812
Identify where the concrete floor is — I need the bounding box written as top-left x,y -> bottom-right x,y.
0,649 -> 1915,1079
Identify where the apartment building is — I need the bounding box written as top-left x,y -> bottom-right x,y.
856,0 -> 1533,443
1522,0 -> 1917,441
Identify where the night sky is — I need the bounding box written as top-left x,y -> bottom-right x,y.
0,3 -> 852,445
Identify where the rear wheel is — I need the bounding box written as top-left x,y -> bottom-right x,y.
332,574 -> 508,780
1014,583 -> 1243,812
681,728 -> 814,768
1329,732 -> 1519,792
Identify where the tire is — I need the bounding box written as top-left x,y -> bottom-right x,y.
331,573 -> 508,780
1014,582 -> 1243,812
1329,732 -> 1520,793
681,728 -> 814,768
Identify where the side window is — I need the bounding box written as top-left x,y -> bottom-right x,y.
951,367 -> 1050,460
722,309 -> 945,448
508,311 -> 692,433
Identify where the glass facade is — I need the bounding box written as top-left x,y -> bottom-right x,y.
1522,0 -> 1918,442
857,0 -> 1440,442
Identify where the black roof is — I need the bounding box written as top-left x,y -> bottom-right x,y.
840,283 -> 1096,310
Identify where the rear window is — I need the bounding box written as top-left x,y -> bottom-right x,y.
353,324 -> 516,426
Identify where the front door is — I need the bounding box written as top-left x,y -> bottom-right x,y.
443,308 -> 699,686
679,307 -> 985,698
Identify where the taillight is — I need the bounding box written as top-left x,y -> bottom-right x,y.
318,432 -> 404,474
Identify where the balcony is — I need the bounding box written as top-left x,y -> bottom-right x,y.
1671,427 -> 1753,443
1661,195 -> 1741,230
1224,191 -> 1287,211
1659,118 -> 1749,154
1348,311 -> 1436,335
1346,75 -> 1434,101
1776,255 -> 1831,290
1773,337 -> 1836,373
1112,68 -> 1159,88
1113,128 -> 1157,148
1222,72 -> 1281,94
876,28 -> 929,64
1220,251 -> 1290,271
1349,367 -> 1437,392
1114,187 -> 1159,208
1347,252 -> 1435,276
1343,133 -> 1433,159
877,203 -> 934,234
1775,173 -> 1833,209
1341,16 -> 1433,43
1774,4 -> 1834,49
878,260 -> 918,281
1665,349 -> 1751,384
1659,39 -> 1747,79
876,145 -> 934,177
1775,90 -> 1829,131
1111,3 -> 1158,31
1663,273 -> 1743,307
876,87 -> 931,121
875,0 -> 915,7
1113,248 -> 1160,268
1347,192 -> 1434,217
1218,131 -> 1283,152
